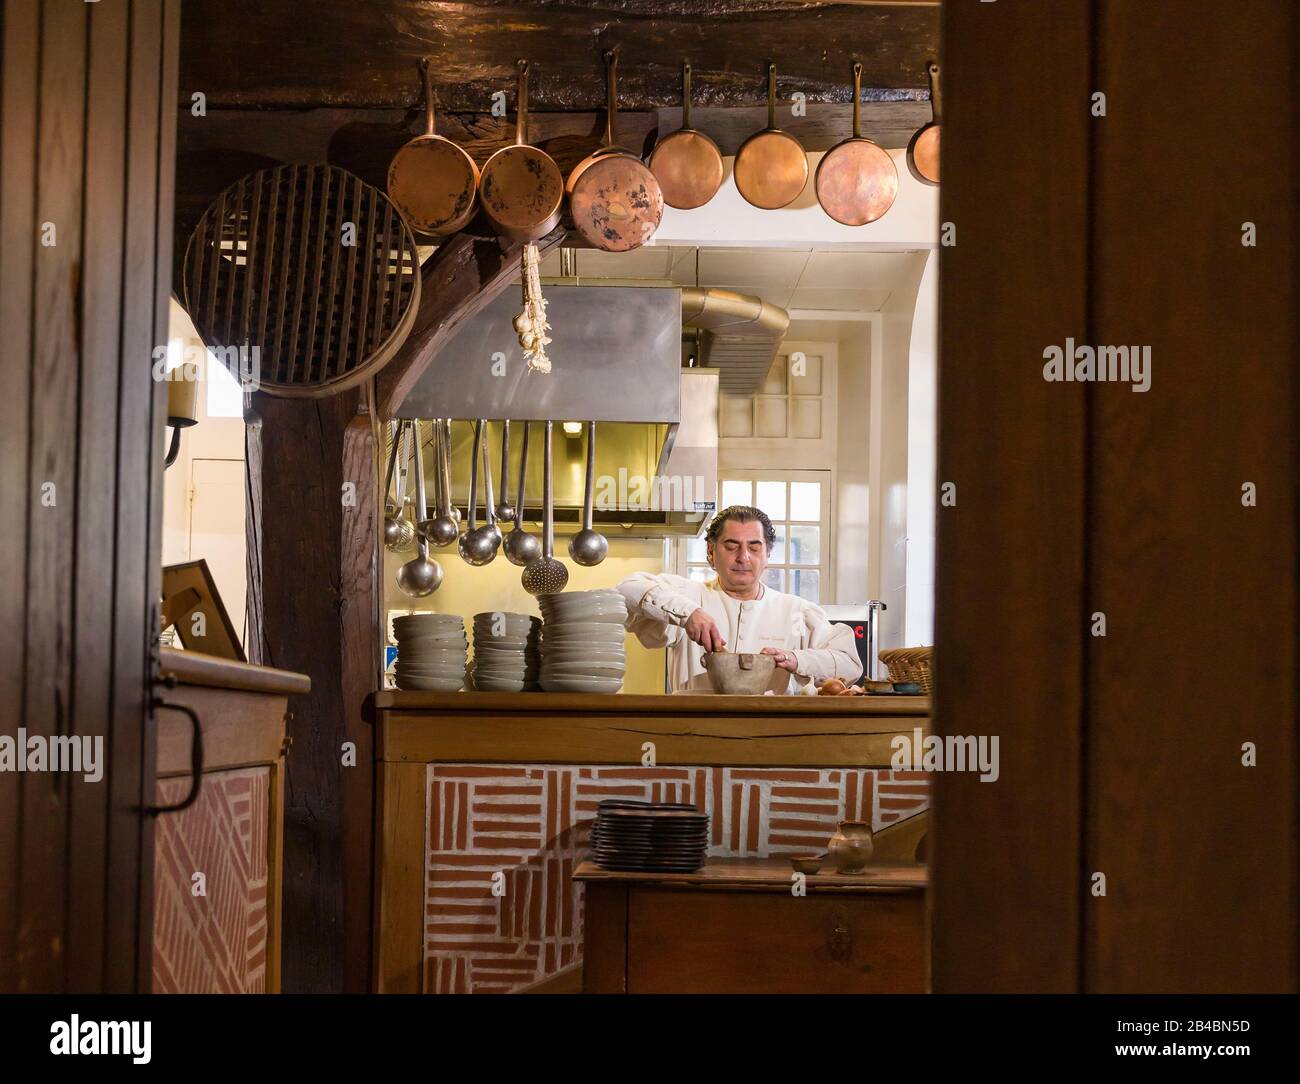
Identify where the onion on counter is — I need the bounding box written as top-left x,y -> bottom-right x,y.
818,678 -> 868,697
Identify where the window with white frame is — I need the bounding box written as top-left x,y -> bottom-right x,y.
718,350 -> 829,443
683,470 -> 832,603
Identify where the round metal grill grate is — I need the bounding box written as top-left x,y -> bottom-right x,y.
182,164 -> 421,398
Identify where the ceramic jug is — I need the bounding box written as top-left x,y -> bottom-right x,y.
828,820 -> 874,874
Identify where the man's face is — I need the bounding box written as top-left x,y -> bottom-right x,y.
708,518 -> 770,595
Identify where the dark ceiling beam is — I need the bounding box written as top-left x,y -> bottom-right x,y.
179,0 -> 938,111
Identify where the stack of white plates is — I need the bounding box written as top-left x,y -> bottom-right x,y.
393,613 -> 467,692
539,589 -> 628,693
471,612 -> 542,692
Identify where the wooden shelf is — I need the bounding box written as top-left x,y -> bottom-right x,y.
574,857 -> 927,893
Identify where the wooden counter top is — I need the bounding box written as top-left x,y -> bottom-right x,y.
371,690 -> 929,768
574,857 -> 927,892
373,690 -> 928,715
160,646 -> 311,697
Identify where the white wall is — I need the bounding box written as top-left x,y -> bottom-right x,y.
874,255 -> 928,651
656,148 -> 939,250
904,252 -> 938,646
161,299 -> 248,645
835,323 -> 872,604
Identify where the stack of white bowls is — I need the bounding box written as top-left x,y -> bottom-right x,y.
471,612 -> 541,692
539,589 -> 628,693
393,613 -> 468,691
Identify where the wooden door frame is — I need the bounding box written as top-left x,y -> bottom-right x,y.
0,0 -> 179,993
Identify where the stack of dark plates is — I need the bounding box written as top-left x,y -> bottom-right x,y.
590,799 -> 709,873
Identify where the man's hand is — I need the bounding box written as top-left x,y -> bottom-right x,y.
762,646 -> 799,673
685,608 -> 727,653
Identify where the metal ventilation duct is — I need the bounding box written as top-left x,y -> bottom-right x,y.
681,287 -> 790,395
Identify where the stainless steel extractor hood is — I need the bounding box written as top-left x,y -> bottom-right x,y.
397,284 -> 682,423
398,285 -> 717,536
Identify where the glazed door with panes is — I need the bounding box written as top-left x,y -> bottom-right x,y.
681,471 -> 833,603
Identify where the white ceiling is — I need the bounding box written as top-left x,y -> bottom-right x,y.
539,245 -> 925,321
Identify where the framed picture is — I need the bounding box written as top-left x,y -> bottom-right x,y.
162,558 -> 246,662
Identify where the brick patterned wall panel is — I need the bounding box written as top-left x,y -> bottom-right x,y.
425,764 -> 928,993
152,767 -> 270,993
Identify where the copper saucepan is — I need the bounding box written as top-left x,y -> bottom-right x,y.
566,50 -> 664,252
907,61 -> 941,186
648,61 -> 724,210
387,58 -> 479,236
815,61 -> 898,227
479,59 -> 565,241
733,63 -> 808,210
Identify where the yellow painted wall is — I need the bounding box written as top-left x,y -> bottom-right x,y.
384,536 -> 668,694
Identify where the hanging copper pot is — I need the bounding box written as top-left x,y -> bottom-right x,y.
815,62 -> 898,227
907,61 -> 941,186
566,50 -> 664,252
387,58 -> 479,236
479,59 -> 565,241
648,61 -> 724,210
733,63 -> 808,210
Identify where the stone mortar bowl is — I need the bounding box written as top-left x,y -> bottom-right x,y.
700,650 -> 776,695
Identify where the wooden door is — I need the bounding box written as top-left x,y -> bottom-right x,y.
0,0 -> 179,993
933,0 -> 1297,992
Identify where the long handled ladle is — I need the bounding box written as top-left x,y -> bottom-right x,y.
458,419 -> 497,565
495,420 -> 517,523
479,419 -> 503,554
383,420 -> 416,552
425,417 -> 460,547
568,420 -> 608,566
503,421 -> 542,566
396,420 -> 443,597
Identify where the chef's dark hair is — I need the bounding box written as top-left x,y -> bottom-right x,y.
705,505 -> 776,552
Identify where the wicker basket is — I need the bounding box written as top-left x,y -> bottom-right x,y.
878,646 -> 933,694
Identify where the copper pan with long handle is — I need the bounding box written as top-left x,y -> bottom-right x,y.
906,61 -> 941,186
649,61 -> 724,210
815,61 -> 898,226
733,62 -> 808,210
566,50 -> 664,252
479,60 -> 565,241
387,58 -> 479,236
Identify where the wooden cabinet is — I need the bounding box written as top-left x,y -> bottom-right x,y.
576,858 -> 927,994
151,649 -> 308,992
371,691 -> 930,993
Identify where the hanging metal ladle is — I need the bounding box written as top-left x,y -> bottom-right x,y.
503,421 -> 542,566
383,420 -> 416,552
495,420 -> 517,523
424,417 -> 460,547
445,418 -> 462,525
479,419 -> 503,555
568,420 -> 608,566
396,419 -> 443,597
458,419 -> 498,565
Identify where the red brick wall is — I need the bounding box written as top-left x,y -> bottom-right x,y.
425,764 -> 928,993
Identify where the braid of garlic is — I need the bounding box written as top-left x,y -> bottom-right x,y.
512,242 -> 552,374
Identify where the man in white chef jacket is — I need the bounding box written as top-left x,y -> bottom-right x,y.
617,505 -> 863,694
